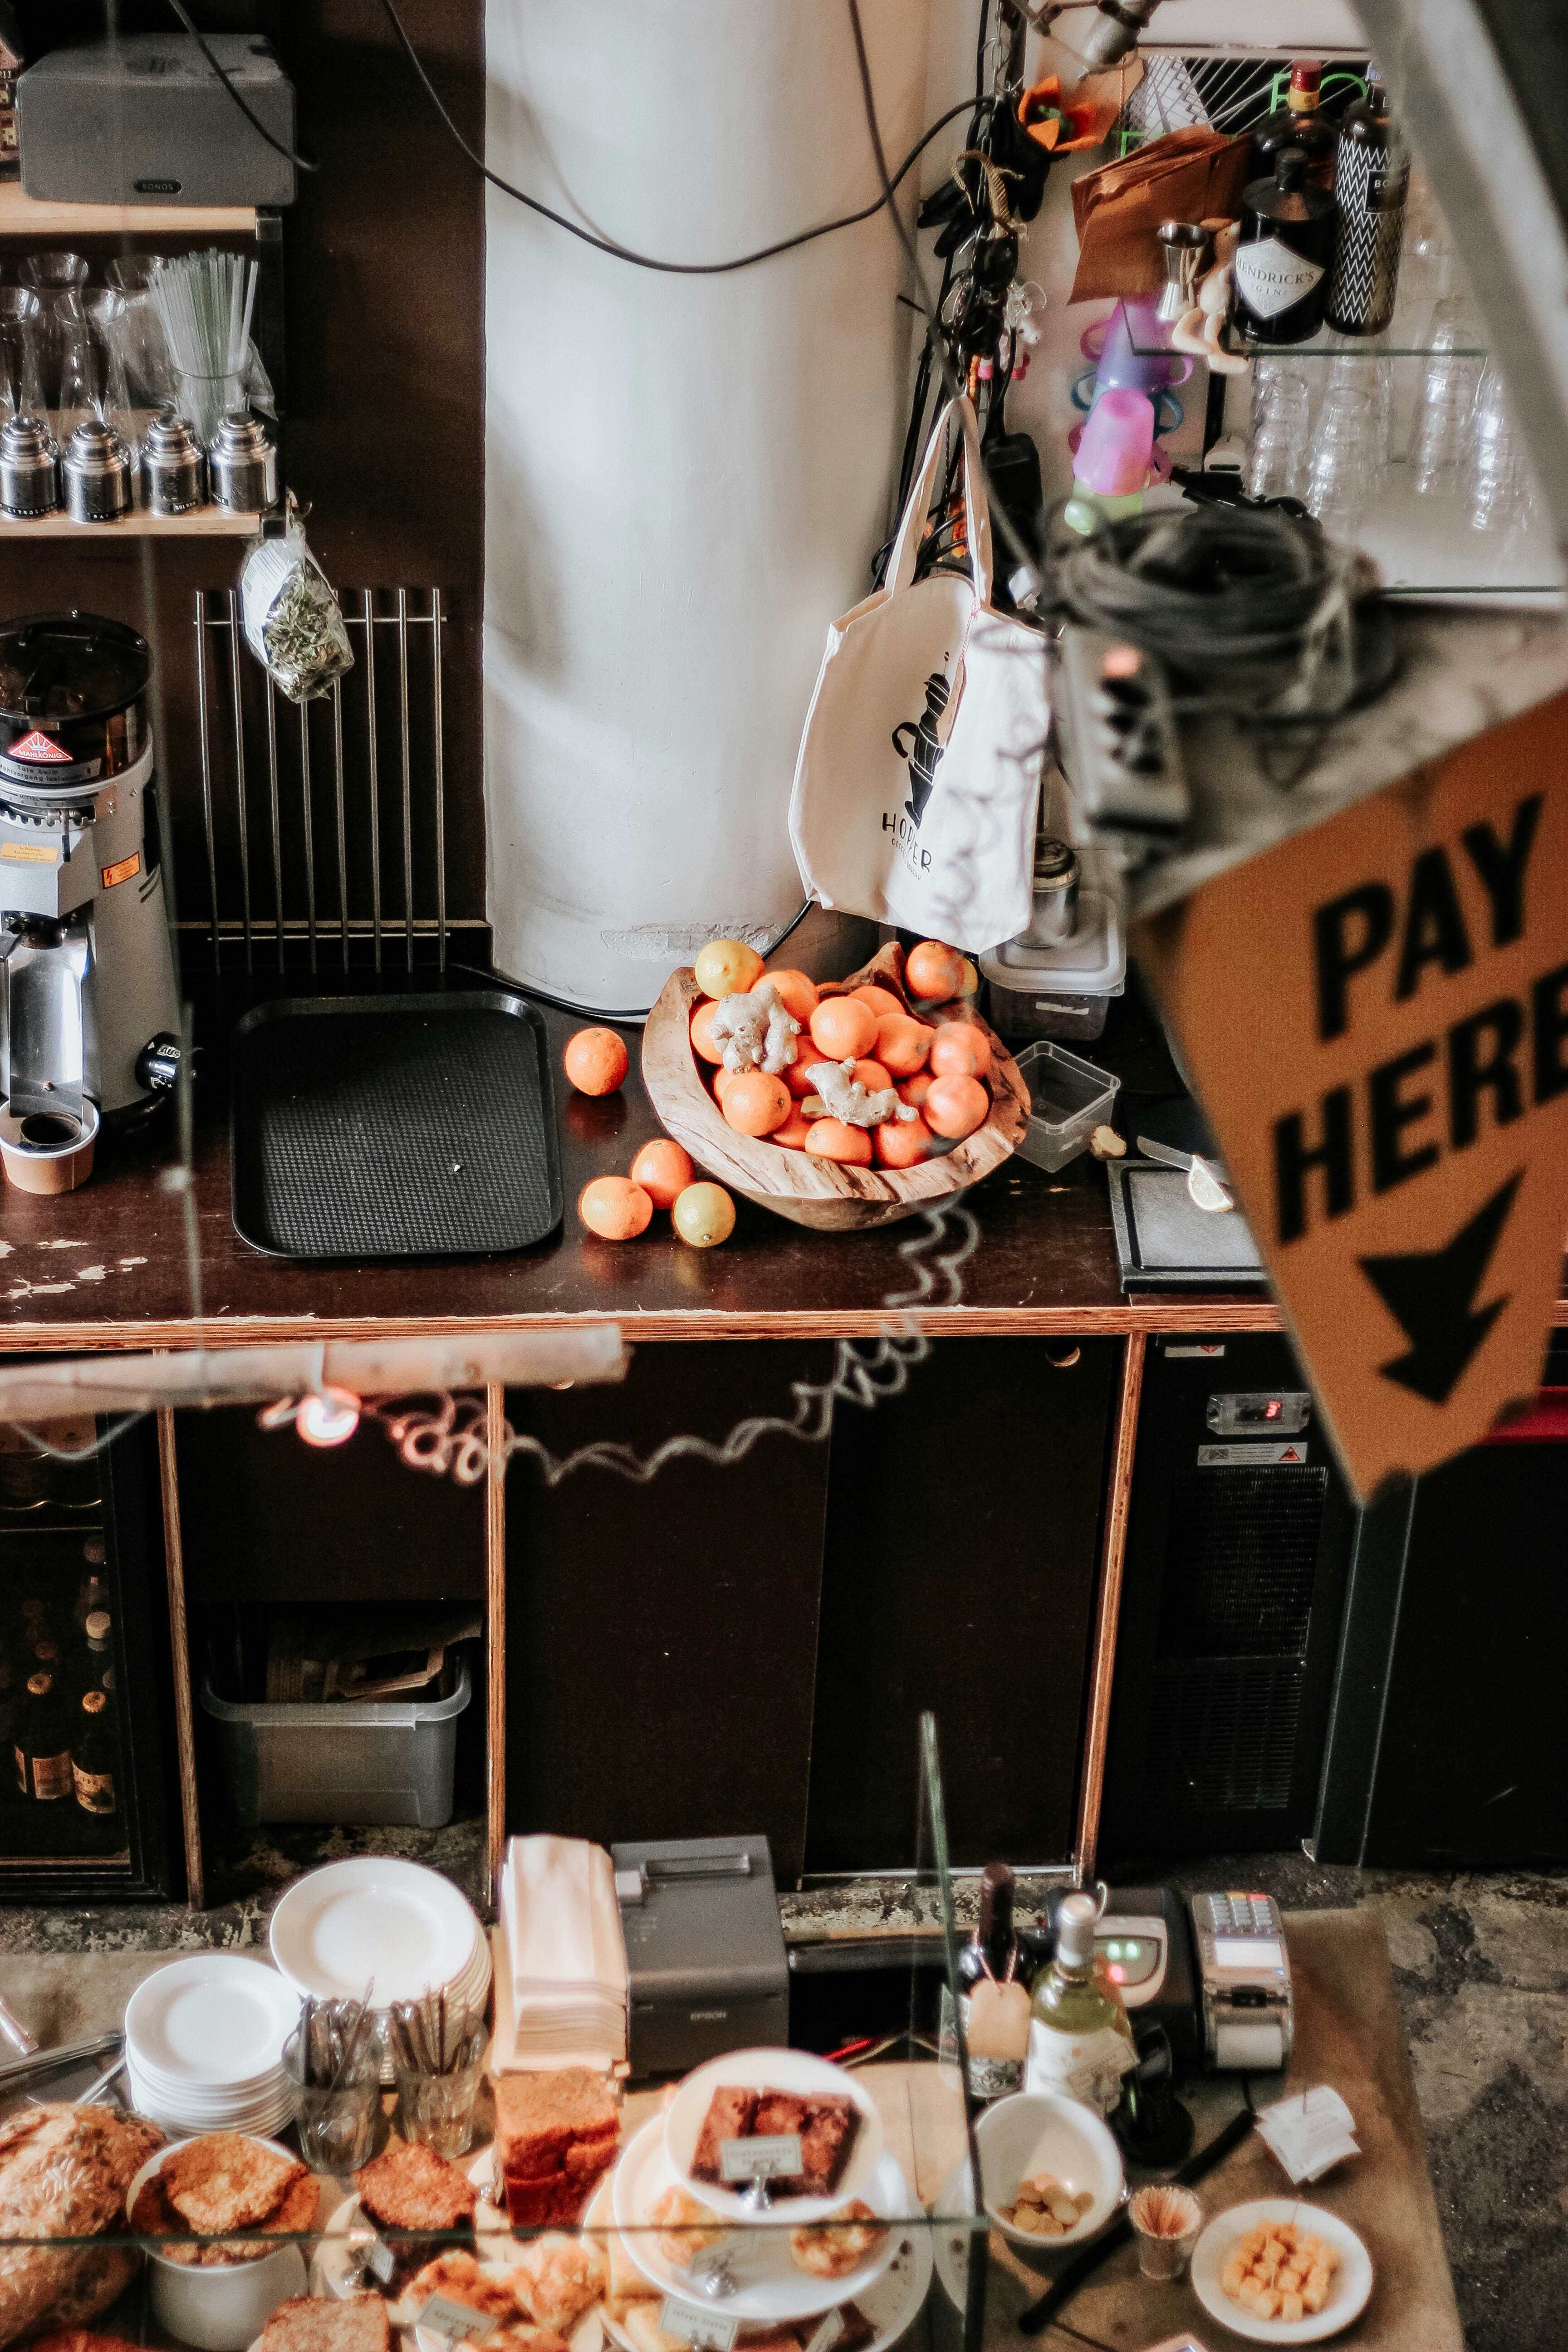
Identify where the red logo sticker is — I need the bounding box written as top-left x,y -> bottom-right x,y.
1279,1446 -> 1302,1462
9,730 -> 72,764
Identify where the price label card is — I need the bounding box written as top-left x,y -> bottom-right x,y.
804,2313 -> 846,2352
685,2237 -> 735,2283
719,2134 -> 803,2184
418,2298 -> 499,2344
658,2300 -> 738,2352
358,2237 -> 397,2287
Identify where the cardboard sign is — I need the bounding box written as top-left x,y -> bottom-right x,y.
1135,691 -> 1568,1499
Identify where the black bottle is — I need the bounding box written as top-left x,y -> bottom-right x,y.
1326,63 -> 1410,335
1251,59 -> 1339,192
942,1861 -> 1024,2098
1231,148 -> 1335,346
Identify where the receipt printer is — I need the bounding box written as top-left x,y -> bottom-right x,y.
612,1834 -> 789,2077
1189,1889 -> 1294,2070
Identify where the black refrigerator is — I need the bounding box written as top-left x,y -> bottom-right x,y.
0,1407 -> 175,1901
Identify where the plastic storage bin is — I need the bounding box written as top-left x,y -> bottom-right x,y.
199,1655 -> 470,1827
1013,1040 -> 1119,1173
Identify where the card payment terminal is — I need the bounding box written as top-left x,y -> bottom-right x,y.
1189,1889 -> 1294,2070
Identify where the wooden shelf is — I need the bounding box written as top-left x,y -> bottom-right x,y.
0,507 -> 260,539
0,185 -> 258,236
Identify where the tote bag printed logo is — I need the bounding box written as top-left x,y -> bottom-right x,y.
789,397 -> 1047,956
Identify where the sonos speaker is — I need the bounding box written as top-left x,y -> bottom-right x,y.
19,36 -> 296,209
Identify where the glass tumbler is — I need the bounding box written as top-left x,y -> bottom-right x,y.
1305,379 -> 1381,534
1467,360 -> 1537,540
284,2020 -> 382,2173
19,251 -> 89,296
0,289 -> 44,425
1410,291 -> 1484,497
1127,2185 -> 1203,2281
393,2025 -> 486,2160
1245,359 -> 1309,501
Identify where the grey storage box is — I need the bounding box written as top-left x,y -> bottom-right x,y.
19,36 -> 297,209
612,1834 -> 789,2076
200,1654 -> 470,1827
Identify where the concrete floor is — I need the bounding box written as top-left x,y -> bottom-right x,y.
0,1833 -> 1562,2352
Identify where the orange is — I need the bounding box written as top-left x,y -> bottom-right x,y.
766,967 -> 820,1023
929,1024 -> 992,1080
784,1054 -> 820,1098
690,1000 -> 726,1066
564,1026 -> 629,1096
804,1117 -> 872,1165
897,1070 -> 935,1109
875,1114 -> 936,1168
852,1058 -> 893,1093
694,938 -> 765,997
809,996 -> 877,1060
875,1015 -> 933,1077
925,1073 -> 990,1139
672,1181 -> 735,1247
578,1175 -> 652,1239
771,1105 -> 815,1151
630,1138 -> 695,1209
722,1070 -> 792,1137
906,940 -> 966,1002
851,984 -> 905,1021
958,957 -> 980,997
712,1065 -> 740,1107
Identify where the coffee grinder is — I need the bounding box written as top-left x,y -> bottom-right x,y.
0,612 -> 181,1192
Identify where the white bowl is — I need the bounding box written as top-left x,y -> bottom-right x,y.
127,2138 -> 312,2351
972,2092 -> 1125,2251
663,2046 -> 884,2221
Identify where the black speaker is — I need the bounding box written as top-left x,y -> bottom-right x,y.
1099,1336 -> 1358,1866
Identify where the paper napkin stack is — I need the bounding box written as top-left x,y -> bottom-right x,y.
490,1834 -> 627,2073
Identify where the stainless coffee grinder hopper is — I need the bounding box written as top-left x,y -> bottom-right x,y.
0,612 -> 181,1193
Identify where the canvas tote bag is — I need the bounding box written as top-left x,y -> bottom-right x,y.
789,396 -> 1047,955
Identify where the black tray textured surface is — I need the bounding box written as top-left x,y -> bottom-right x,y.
231,993 -> 562,1259
1106,1157 -> 1267,1291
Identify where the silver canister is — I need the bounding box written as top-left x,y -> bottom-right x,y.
62,418 -> 132,523
141,409 -> 208,516
209,410 -> 278,512
0,416 -> 60,518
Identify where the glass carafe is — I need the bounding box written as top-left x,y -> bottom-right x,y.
0,289 -> 44,426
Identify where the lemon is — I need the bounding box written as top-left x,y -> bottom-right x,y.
672,1181 -> 736,1247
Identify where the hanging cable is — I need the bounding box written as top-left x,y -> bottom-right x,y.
163,0 -> 321,172
377,0 -> 981,278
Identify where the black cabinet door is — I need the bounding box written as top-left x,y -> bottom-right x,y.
804,1338 -> 1117,1875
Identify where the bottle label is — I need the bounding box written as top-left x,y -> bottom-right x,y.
1234,237 -> 1325,321
28,1748 -> 73,1802
74,1763 -> 116,1815
1025,2021 -> 1136,2113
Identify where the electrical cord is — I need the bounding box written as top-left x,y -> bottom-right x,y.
163,0 -> 321,173
377,0 -> 980,278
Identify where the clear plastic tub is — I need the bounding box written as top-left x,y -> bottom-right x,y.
1013,1040 -> 1120,1173
985,979 -> 1122,1042
199,1654 -> 470,1827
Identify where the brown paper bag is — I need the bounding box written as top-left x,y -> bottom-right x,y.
1069,128 -> 1252,302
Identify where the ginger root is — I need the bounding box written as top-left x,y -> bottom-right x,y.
802,1058 -> 918,1128
711,981 -> 801,1074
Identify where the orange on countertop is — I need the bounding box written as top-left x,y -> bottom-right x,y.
808,996 -> 877,1061
578,1175 -> 653,1239
564,1026 -> 629,1096
630,1138 -> 695,1209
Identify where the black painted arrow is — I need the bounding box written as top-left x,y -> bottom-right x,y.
1359,1171 -> 1522,1405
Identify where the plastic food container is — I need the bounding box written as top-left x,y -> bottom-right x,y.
1013,1040 -> 1119,1173
127,2139 -> 309,2352
199,1654 -> 470,1827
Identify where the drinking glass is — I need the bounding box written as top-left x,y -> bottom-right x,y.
19,251 -> 88,295
1323,334 -> 1394,468
1410,291 -> 1484,497
283,2019 -> 382,2173
103,255 -> 176,413
1127,2185 -> 1203,2281
1305,379 -> 1380,534
0,289 -> 44,424
1245,359 -> 1309,501
1467,360 -> 1538,540
393,2023 -> 486,2160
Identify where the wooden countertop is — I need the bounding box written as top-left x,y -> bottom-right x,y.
0,980 -> 1551,1353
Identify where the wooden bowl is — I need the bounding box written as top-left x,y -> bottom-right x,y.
641,959 -> 1029,1232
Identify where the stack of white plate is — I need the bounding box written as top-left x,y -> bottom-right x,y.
270,1857 -> 490,2081
124,1953 -> 300,2138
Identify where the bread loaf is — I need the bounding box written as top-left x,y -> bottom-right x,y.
0,2103 -> 164,2348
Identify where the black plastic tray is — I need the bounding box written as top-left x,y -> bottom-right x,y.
1105,1157 -> 1267,1291
230,992 -> 562,1260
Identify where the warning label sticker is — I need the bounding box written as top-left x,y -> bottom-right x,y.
1197,1443 -> 1309,1467
8,730 -> 72,763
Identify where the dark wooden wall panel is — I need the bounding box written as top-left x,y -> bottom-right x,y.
0,0 -> 487,942
175,1401 -> 486,1602
804,1338 -> 1117,1875
504,1345 -> 835,1889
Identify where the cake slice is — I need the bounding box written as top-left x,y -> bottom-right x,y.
261,2298 -> 392,2352
691,2087 -> 761,2185
796,2097 -> 860,2197
494,2069 -> 619,2179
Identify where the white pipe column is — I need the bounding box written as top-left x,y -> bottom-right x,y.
484,2 -> 932,1013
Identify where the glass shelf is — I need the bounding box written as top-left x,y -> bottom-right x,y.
1128,321 -> 1487,359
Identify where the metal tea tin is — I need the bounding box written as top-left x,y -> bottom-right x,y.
141,408 -> 208,515
62,418 -> 132,523
0,416 -> 59,518
209,410 -> 277,512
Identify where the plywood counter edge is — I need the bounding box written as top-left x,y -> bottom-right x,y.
2,1296 -> 1567,1350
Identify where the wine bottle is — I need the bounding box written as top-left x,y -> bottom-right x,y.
15,1671 -> 73,1801
1025,1891 -> 1137,2114
72,1689 -> 117,1816
950,1862 -> 1026,2098
73,1536 -> 109,1635
1251,60 -> 1339,191
1231,149 -> 1335,347
1325,63 -> 1410,335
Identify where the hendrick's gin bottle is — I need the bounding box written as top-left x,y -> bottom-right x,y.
1231,147 -> 1335,346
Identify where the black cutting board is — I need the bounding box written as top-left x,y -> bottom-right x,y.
230,992 -> 562,1260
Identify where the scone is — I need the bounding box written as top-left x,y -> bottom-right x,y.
406,2252 -> 519,2324
789,2202 -> 886,2282
508,2235 -> 606,2335
648,2186 -> 727,2269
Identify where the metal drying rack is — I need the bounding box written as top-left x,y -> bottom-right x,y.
191,588 -> 449,975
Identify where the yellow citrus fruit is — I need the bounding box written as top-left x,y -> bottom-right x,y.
694,938 -> 765,998
672,1181 -> 736,1247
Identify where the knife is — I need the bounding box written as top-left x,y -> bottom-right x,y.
1135,1136 -> 1234,1213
